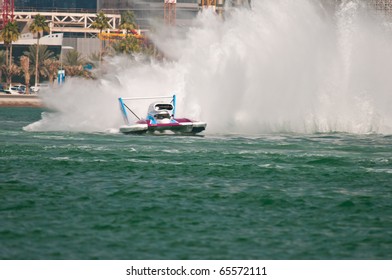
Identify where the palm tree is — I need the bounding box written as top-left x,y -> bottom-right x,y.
43,58 -> 60,85
24,45 -> 55,85
120,11 -> 137,36
29,14 -> 50,87
87,51 -> 100,68
64,49 -> 85,66
90,11 -> 110,64
3,64 -> 20,87
62,49 -> 94,79
112,35 -> 141,56
0,50 -> 5,83
20,56 -> 31,94
0,64 -> 7,85
0,21 -> 20,88
63,65 -> 83,77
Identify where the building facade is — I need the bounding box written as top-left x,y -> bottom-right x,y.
97,1 -> 199,29
14,0 -> 97,12
98,0 -> 197,10
14,1 -> 199,29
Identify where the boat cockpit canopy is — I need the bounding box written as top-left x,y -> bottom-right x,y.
154,111 -> 171,119
155,103 -> 173,111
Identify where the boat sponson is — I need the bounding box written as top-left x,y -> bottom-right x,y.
147,119 -> 206,133
120,119 -> 206,134
119,123 -> 148,134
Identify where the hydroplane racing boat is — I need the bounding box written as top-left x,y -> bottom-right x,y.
118,95 -> 206,135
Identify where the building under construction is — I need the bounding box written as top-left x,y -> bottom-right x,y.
0,0 -> 14,29
371,0 -> 392,13
2,0 -> 392,58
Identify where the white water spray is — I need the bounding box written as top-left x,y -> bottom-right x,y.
25,0 -> 392,134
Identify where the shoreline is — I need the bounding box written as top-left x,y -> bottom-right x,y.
0,93 -> 44,108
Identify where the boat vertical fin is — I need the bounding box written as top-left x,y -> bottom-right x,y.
172,94 -> 176,118
118,97 -> 130,125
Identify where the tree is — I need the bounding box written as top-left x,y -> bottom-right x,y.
20,56 -> 31,94
29,14 -> 50,87
91,11 -> 110,64
112,35 -> 141,56
62,49 -> 94,79
24,45 -> 55,85
0,50 -> 5,83
120,11 -> 137,35
87,51 -> 100,68
43,58 -> 60,85
0,64 -> 7,85
63,65 -> 83,77
3,64 -> 20,87
64,49 -> 85,66
0,21 -> 20,87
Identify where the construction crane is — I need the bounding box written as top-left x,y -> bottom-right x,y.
371,0 -> 392,12
198,0 -> 250,14
199,0 -> 218,9
200,0 -> 217,6
199,0 -> 223,14
0,0 -> 14,30
164,0 -> 176,25
231,0 -> 251,8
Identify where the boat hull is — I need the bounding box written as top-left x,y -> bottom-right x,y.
118,95 -> 207,136
120,120 -> 207,135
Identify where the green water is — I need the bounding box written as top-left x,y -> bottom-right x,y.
1,107 -> 391,259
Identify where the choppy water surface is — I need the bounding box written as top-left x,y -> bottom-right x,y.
3,0 -> 392,260
1,108 -> 391,259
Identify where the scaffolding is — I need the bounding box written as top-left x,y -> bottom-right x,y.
199,0 -> 217,11
371,0 -> 392,11
198,0 -> 250,14
230,0 -> 251,7
0,0 -> 14,29
200,0 -> 217,6
13,11 -> 120,36
198,0 -> 224,14
164,0 -> 176,25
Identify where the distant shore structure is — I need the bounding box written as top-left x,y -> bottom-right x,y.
0,0 -> 252,58
370,0 -> 392,16
0,93 -> 43,107
3,1 -> 392,29
1,0 -> 392,59
372,0 -> 392,10
3,1 -> 256,31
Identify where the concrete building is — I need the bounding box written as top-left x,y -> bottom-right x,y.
14,0 -> 97,12
14,1 -> 200,29
98,1 -> 199,29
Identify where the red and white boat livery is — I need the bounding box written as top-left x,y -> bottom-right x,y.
118,95 -> 206,135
